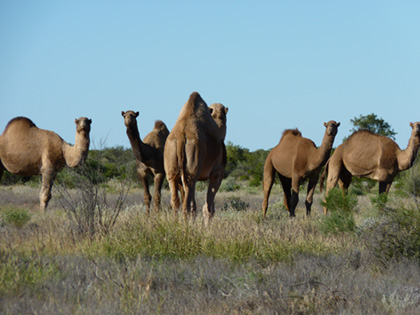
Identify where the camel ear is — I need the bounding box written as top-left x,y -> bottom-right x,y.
410,122 -> 414,128
209,107 -> 213,114
88,119 -> 92,125
324,122 -> 327,127
337,122 -> 340,127
75,118 -> 78,124
135,112 -> 139,117
225,107 -> 229,115
121,111 -> 125,116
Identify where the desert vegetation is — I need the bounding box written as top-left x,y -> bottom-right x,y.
1,138 -> 420,314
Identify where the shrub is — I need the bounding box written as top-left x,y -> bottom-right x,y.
56,161 -> 130,239
362,205 -> 420,266
318,189 -> 357,234
219,178 -> 241,192
222,196 -> 249,211
1,206 -> 31,228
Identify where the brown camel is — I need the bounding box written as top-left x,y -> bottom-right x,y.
320,122 -> 420,213
122,110 -> 170,213
262,121 -> 340,217
164,92 -> 228,225
0,116 -> 92,210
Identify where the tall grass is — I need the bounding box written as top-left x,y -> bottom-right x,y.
2,186 -> 420,314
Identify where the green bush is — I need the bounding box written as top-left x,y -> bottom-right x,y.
2,207 -> 31,228
318,189 -> 357,234
222,196 -> 249,211
219,178 -> 241,192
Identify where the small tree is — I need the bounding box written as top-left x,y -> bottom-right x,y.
349,113 -> 396,139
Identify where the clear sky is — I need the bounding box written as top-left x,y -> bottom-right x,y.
1,1 -> 419,151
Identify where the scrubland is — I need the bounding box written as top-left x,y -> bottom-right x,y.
1,181 -> 420,314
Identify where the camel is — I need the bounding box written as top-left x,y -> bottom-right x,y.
0,116 -> 92,211
262,120 -> 340,217
164,92 -> 228,225
122,110 -> 170,213
320,122 -> 420,213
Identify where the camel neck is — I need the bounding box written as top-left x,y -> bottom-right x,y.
126,123 -> 149,162
316,133 -> 335,166
63,130 -> 90,167
213,119 -> 227,141
398,132 -> 420,171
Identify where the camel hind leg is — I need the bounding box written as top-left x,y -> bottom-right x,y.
305,175 -> 319,216
182,179 -> 197,219
289,175 -> 300,217
278,174 -> 292,214
40,166 -> 56,212
167,175 -> 181,215
203,170 -> 224,226
0,160 -> 4,181
323,159 -> 344,214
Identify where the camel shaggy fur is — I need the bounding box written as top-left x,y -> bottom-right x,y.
164,92 -> 228,225
262,121 -> 340,217
0,116 -> 92,210
320,122 -> 420,213
122,110 -> 169,213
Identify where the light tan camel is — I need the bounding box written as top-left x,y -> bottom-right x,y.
164,92 -> 228,225
122,110 -> 170,213
262,121 -> 340,217
0,116 -> 92,210
320,122 -> 420,213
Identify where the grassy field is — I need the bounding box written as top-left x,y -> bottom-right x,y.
1,182 -> 420,314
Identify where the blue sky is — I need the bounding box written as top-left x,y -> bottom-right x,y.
1,1 -> 419,151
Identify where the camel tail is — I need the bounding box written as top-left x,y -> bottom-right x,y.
319,159 -> 330,192
176,136 -> 186,177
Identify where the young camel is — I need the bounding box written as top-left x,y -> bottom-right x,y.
122,110 -> 169,213
164,92 -> 228,225
0,116 -> 92,211
320,122 -> 420,213
262,121 -> 340,217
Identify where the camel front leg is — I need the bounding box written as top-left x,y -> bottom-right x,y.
137,168 -> 152,214
152,173 -> 165,213
40,168 -> 56,212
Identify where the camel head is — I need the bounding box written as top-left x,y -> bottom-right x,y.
323,120 -> 340,137
209,103 -> 228,124
121,110 -> 139,127
75,117 -> 92,134
410,122 -> 420,138
209,103 -> 229,140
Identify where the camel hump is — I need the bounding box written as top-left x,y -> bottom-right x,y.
154,120 -> 167,130
3,116 -> 37,133
185,91 -> 208,114
279,128 -> 301,142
